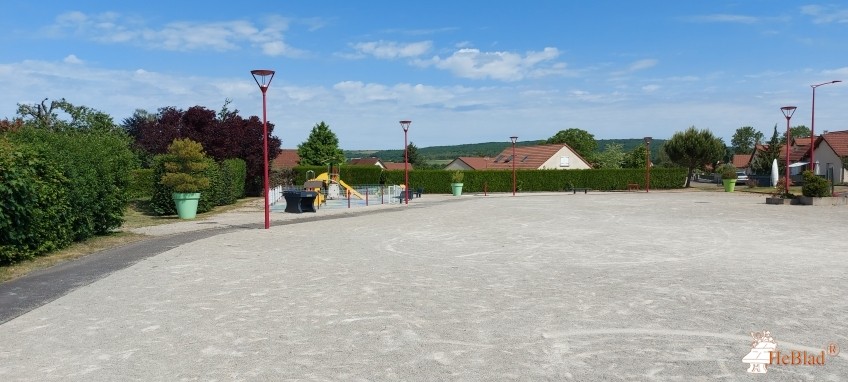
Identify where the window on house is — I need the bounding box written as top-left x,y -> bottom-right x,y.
521,155 -> 529,162
559,156 -> 570,167
494,155 -> 504,163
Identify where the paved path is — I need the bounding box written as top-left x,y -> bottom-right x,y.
1,191 -> 846,380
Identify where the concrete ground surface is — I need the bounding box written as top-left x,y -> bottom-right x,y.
0,191 -> 846,381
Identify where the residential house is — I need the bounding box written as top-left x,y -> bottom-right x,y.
478,143 -> 592,170
732,154 -> 752,174
383,162 -> 413,171
809,130 -> 848,183
444,157 -> 494,170
349,157 -> 386,168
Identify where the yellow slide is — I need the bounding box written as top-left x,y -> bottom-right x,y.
338,179 -> 364,200
312,173 -> 364,200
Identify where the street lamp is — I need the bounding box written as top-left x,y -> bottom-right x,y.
644,137 -> 652,192
510,136 -> 518,196
251,69 -> 275,229
810,80 -> 841,173
400,120 -> 411,205
781,106 -> 797,196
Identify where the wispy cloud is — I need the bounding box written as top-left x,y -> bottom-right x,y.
414,47 -> 567,81
683,14 -> 760,24
611,59 -> 658,76
800,5 -> 848,24
347,40 -> 433,59
43,11 -> 305,57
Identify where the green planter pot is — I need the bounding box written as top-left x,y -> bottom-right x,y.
172,192 -> 201,219
451,183 -> 464,196
722,179 -> 736,192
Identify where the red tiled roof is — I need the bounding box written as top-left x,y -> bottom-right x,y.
486,143 -> 591,169
383,162 -> 413,171
453,157 -> 493,170
349,157 -> 383,166
773,141 -> 809,161
820,130 -> 848,157
271,149 -> 300,168
731,154 -> 750,168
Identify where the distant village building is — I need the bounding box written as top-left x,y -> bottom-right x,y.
446,144 -> 591,170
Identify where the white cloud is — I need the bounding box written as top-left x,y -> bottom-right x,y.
801,5 -> 848,24
611,59 -> 658,76
44,11 -> 304,57
349,40 -> 433,59
416,47 -> 566,81
63,54 -> 83,64
642,84 -> 660,93
629,59 -> 658,72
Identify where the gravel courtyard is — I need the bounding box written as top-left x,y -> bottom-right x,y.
1,191 -> 846,381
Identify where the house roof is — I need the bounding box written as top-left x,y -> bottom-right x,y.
485,143 -> 591,169
349,157 -> 384,167
817,130 -> 848,157
451,157 -> 493,170
732,154 -> 750,168
271,149 -> 300,168
788,141 -> 810,161
383,162 -> 413,171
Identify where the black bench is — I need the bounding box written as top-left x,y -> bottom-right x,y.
571,188 -> 589,194
397,189 -> 415,203
283,190 -> 318,213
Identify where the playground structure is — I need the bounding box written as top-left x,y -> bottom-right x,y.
269,167 -> 409,211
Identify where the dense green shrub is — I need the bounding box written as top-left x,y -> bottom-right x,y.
7,127 -> 138,240
801,170 -> 831,197
0,137 -> 74,264
219,158 -> 247,205
128,169 -> 155,200
197,157 -> 222,214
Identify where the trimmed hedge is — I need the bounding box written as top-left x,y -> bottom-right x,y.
286,166 -> 687,193
219,158 -> 247,205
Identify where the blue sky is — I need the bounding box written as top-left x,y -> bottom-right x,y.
2,1 -> 847,150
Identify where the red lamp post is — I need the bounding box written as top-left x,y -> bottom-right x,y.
781,106 -> 797,196
251,69 -> 275,229
400,120 -> 411,205
810,80 -> 841,174
510,136 -> 518,196
644,136 -> 652,192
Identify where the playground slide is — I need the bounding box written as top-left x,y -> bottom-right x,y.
338,180 -> 365,200
312,173 -> 365,200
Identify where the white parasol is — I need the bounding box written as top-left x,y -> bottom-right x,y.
771,159 -> 779,187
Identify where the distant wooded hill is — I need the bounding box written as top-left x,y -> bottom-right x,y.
344,138 -> 666,163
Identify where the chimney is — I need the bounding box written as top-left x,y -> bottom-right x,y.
823,130 -> 829,135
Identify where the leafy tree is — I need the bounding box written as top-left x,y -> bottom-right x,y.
731,126 -> 763,154
297,121 -> 345,166
751,125 -> 782,175
406,142 -> 425,167
17,98 -> 117,132
663,126 -> 725,187
593,143 -> 625,169
780,125 -> 811,145
623,145 -> 648,169
546,128 -> 597,158
123,104 -> 281,196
